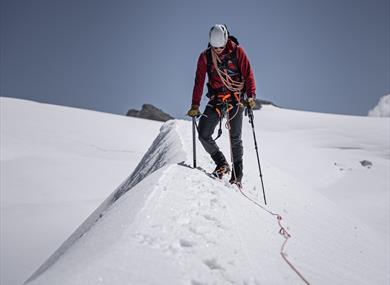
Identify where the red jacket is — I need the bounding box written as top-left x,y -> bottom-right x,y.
191,39 -> 256,106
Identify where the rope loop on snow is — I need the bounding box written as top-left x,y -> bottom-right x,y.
176,161 -> 310,284
277,215 -> 291,238
236,187 -> 311,285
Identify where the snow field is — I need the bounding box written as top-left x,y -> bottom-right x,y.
1,98 -> 388,285
25,116 -> 389,284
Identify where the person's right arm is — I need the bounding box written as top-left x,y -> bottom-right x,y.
191,52 -> 207,107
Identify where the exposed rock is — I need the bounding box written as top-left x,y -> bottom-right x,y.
252,99 -> 278,110
126,104 -> 174,122
360,160 -> 373,168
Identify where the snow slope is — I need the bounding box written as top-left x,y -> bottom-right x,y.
22,105 -> 389,284
0,97 -> 163,285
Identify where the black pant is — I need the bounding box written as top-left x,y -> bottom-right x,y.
198,103 -> 243,163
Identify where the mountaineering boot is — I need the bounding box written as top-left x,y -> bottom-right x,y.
229,160 -> 243,186
211,151 -> 230,178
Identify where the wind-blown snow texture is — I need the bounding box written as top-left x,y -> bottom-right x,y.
368,94 -> 390,117
22,104 -> 389,284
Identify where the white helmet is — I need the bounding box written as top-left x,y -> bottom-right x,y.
209,24 -> 228,48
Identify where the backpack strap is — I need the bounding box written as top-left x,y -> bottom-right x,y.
228,35 -> 239,45
229,46 -> 242,80
206,48 -> 213,81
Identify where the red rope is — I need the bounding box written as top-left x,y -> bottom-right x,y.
236,187 -> 311,285
220,94 -> 310,284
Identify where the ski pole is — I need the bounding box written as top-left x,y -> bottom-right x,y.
192,116 -> 197,168
247,108 -> 267,205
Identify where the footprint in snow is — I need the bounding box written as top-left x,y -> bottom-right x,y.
203,258 -> 224,271
203,214 -> 220,223
179,238 -> 195,248
210,198 -> 226,209
191,280 -> 207,285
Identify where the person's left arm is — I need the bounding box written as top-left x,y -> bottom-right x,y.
237,46 -> 256,99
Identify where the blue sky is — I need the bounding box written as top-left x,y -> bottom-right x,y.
1,0 -> 389,118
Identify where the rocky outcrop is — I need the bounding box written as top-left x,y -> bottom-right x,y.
252,99 -> 278,110
126,104 -> 174,122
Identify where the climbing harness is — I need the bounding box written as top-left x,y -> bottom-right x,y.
207,91 -> 243,141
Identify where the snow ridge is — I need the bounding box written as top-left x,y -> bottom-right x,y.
25,121 -> 186,284
24,119 -> 315,285
112,120 -> 187,202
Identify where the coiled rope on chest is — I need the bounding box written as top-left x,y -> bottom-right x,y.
211,47 -> 245,93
